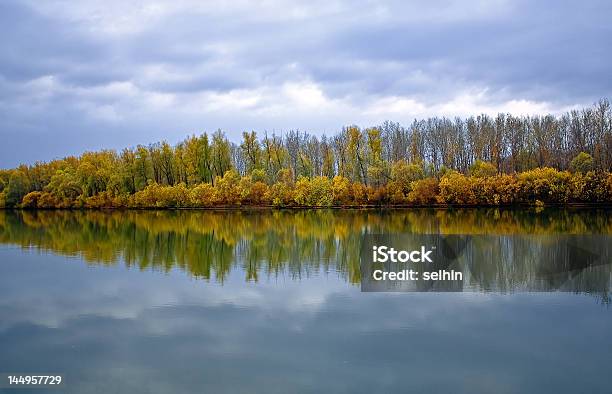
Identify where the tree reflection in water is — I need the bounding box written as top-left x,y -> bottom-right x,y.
0,208 -> 610,301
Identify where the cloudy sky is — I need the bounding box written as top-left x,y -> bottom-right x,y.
1,0 -> 611,167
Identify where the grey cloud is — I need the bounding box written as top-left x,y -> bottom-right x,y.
0,1 -> 110,83
1,0 -> 611,167
322,0 -> 612,103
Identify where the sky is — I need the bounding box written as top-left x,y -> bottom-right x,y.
1,0 -> 611,168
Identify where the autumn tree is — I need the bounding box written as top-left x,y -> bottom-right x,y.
211,130 -> 232,182
240,131 -> 262,175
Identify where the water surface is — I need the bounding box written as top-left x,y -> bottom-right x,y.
0,209 -> 611,393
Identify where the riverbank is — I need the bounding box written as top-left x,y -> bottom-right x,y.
2,167 -> 610,209
3,202 -> 612,210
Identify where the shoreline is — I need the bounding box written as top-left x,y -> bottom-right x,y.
2,203 -> 611,211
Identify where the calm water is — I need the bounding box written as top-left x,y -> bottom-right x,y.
0,209 -> 611,393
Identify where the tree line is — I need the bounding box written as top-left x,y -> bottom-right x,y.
0,99 -> 611,208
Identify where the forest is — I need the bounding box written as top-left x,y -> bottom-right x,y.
0,99 -> 611,208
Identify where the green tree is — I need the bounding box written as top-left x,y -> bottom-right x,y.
4,170 -> 30,207
570,152 -> 594,173
469,160 -> 497,177
240,131 -> 262,175
212,130 -> 232,182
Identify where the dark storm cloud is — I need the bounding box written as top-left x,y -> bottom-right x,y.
0,1 -> 111,84
0,0 -> 611,167
327,0 -> 612,103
